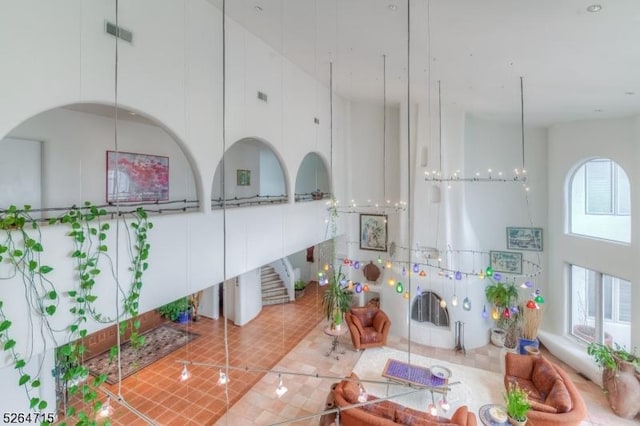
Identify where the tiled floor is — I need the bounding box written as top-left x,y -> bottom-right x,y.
60,282 -> 640,425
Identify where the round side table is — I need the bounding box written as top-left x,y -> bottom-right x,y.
478,404 -> 509,426
323,325 -> 348,360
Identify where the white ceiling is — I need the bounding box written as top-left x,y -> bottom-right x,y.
220,0 -> 640,126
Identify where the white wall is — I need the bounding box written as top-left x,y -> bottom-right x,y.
545,116 -> 640,380
235,269 -> 262,326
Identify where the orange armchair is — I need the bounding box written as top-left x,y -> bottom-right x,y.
345,306 -> 391,350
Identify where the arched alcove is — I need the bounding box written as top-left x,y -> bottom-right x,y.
211,138 -> 288,208
0,103 -> 199,215
294,152 -> 331,202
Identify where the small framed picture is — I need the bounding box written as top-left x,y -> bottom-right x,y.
490,250 -> 523,275
106,151 -> 169,202
506,227 -> 543,251
236,169 -> 251,186
360,214 -> 387,252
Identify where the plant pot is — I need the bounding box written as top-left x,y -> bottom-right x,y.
490,328 -> 506,347
295,288 -> 306,299
518,337 -> 538,355
508,416 -> 527,426
176,311 -> 190,324
602,366 -> 640,419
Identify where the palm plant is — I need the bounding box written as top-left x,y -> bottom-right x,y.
322,266 -> 352,327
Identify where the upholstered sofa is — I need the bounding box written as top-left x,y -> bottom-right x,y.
345,306 -> 391,350
504,352 -> 587,426
332,373 -> 477,426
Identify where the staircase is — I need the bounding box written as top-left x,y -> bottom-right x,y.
261,265 -> 290,306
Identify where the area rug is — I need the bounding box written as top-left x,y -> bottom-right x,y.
85,324 -> 199,384
353,347 -> 503,415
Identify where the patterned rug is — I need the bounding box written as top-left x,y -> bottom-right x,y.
85,324 -> 199,384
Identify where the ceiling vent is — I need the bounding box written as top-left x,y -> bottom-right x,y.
257,91 -> 268,102
105,21 -> 133,43
314,117 -> 320,124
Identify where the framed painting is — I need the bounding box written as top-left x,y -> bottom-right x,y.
506,227 -> 543,251
489,250 -> 523,274
237,169 -> 251,186
106,151 -> 169,202
360,214 -> 388,252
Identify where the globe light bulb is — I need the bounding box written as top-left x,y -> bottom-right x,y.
419,270 -> 427,277
491,307 -> 500,320
451,294 -> 458,307
363,284 -> 369,292
463,297 -> 471,311
355,283 -> 362,293
482,305 -> 489,319
353,261 -> 360,269
377,255 -> 383,264
416,285 -> 422,296
485,266 -> 494,277
403,291 -> 410,299
535,294 -> 545,304
385,260 -> 392,269
455,271 -> 462,280
413,263 -> 419,273
388,278 -> 395,286
493,272 -> 502,281
396,282 -> 404,294
440,298 -> 447,308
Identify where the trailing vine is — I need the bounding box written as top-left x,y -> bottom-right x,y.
0,204 -> 153,425
0,205 -> 57,415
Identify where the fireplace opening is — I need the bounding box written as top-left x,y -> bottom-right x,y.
411,291 -> 449,327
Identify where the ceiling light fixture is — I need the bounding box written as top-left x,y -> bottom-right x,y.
96,396 -> 115,419
625,91 -> 635,96
254,5 -> 263,12
586,4 -> 602,12
275,374 -> 288,397
217,368 -> 229,385
388,4 -> 398,11
180,364 -> 191,382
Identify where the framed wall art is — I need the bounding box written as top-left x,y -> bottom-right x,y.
489,250 -> 523,274
106,151 -> 169,202
506,227 -> 543,251
236,169 -> 251,186
360,214 -> 388,252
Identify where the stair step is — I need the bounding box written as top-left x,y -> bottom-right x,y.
262,296 -> 290,306
263,288 -> 287,297
261,273 -> 279,280
262,280 -> 283,288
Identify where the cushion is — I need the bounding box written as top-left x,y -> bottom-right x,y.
545,378 -> 572,413
350,314 -> 365,336
360,328 -> 381,344
361,399 -> 396,421
506,377 -> 544,402
341,373 -> 361,404
351,307 -> 377,327
532,357 -> 561,397
395,406 -> 453,426
505,352 -> 536,379
530,399 -> 558,414
372,311 -> 387,332
450,405 -> 469,425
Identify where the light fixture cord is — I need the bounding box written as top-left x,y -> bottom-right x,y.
406,0 -> 412,365
383,53 -> 387,203
520,76 -> 525,171
221,0 -> 231,422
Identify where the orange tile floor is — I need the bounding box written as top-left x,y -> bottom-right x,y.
57,282 -> 326,425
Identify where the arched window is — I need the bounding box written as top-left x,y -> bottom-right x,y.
569,158 -> 630,243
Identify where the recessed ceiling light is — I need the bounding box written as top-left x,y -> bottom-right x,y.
594,109 -> 603,113
586,4 -> 602,12
129,111 -> 137,116
254,5 -> 263,12
388,4 -> 398,11
625,91 -> 635,95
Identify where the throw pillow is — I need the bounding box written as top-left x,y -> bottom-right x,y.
545,378 -> 572,413
531,357 -> 561,397
341,373 -> 362,404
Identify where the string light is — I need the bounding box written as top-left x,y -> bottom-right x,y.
96,397 -> 114,419
217,369 -> 229,385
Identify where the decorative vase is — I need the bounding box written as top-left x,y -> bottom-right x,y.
177,310 -> 190,324
602,361 -> 640,419
490,328 -> 506,347
518,337 -> 538,355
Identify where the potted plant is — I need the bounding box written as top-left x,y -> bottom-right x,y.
518,304 -> 543,354
485,280 -> 518,346
503,382 -> 531,426
322,266 -> 352,330
587,342 -> 640,418
294,279 -> 307,299
158,297 -> 190,323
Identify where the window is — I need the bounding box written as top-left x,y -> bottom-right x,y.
570,265 -> 631,348
570,158 -> 630,242
585,159 -> 629,215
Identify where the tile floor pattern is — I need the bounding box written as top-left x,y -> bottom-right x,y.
59,283 -> 640,425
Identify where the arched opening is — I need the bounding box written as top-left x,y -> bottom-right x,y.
0,103 -> 199,216
294,152 -> 331,201
211,137 -> 288,208
568,157 -> 630,243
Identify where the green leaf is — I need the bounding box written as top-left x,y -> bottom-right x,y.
0,319 -> 11,332
37,400 -> 47,410
101,223 -> 110,231
19,374 -> 31,386
32,243 -> 43,252
4,339 -> 16,350
12,249 -> 23,257
79,330 -> 87,338
99,245 -> 108,252
15,359 -> 26,369
45,305 -> 56,315
30,397 -> 39,409
39,265 -> 53,274
48,290 -> 57,300
68,290 -> 77,297
70,324 -> 78,333
28,260 -> 37,271
31,379 -> 41,387
86,295 -> 97,302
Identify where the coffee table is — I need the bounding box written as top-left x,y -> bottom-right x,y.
382,358 -> 450,389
